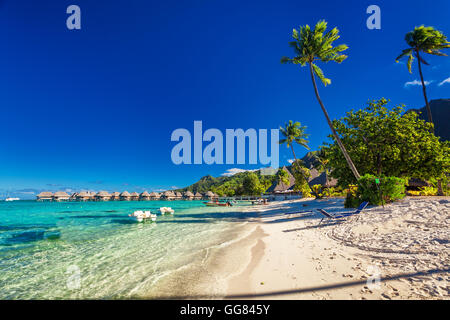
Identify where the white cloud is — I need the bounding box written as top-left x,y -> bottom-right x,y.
287,159 -> 295,164
404,80 -> 433,87
221,168 -> 254,177
438,77 -> 450,86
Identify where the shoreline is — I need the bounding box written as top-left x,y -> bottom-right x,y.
215,197 -> 449,300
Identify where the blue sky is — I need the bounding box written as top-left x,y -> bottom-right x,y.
1,0 -> 449,198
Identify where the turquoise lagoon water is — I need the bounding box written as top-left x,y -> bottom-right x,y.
0,200 -> 254,299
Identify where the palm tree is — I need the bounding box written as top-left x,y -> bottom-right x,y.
279,120 -> 311,189
281,20 -> 361,181
279,120 -> 310,161
396,26 -> 450,128
396,26 -> 449,196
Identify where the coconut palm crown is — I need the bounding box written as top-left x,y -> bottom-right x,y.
396,25 -> 450,73
279,120 -> 310,158
395,25 -> 449,127
280,20 -> 348,86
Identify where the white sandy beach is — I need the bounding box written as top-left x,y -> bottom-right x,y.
221,197 -> 450,300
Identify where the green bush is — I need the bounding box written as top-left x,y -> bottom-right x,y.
356,174 -> 407,206
345,192 -> 361,208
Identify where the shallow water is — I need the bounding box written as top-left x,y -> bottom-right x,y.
0,200 -> 252,299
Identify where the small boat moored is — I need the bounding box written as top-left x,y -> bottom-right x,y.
129,210 -> 157,222
159,207 -> 175,215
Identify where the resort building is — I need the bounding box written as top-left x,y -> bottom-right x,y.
149,192 -> 160,200
194,192 -> 203,200
183,191 -> 194,200
266,166 -> 296,194
120,191 -> 131,201
130,192 -> 140,201
140,191 -> 151,201
175,192 -> 183,200
37,192 -> 53,201
76,191 -> 92,202
205,191 -> 217,200
110,192 -> 120,201
52,191 -> 70,202
94,191 -> 111,201
161,190 -> 175,200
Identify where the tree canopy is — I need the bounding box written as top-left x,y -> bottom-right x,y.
322,98 -> 450,186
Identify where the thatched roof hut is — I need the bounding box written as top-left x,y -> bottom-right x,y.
120,191 -> 131,201
139,191 -> 150,201
37,191 -> 53,201
183,191 -> 194,200
266,166 -> 296,194
94,191 -> 111,201
205,191 -> 217,200
307,168 -> 337,188
53,191 -> 70,202
174,191 -> 183,199
193,192 -> 203,200
110,192 -> 120,200
161,190 -> 175,200
69,193 -> 78,201
149,192 -> 160,200
76,191 -> 92,201
130,192 -> 139,201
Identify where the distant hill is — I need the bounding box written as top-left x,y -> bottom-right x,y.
408,99 -> 450,141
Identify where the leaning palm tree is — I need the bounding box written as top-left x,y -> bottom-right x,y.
281,20 -> 360,181
396,26 -> 450,127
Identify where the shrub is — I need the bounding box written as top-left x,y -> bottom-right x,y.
311,185 -> 323,199
344,185 -> 360,208
356,174 -> 407,206
408,186 -> 438,196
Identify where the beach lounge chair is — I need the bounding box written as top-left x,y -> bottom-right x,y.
317,201 -> 369,225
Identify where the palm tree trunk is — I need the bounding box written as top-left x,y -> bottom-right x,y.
416,50 -> 434,130
308,63 -> 361,181
290,145 -> 315,196
416,51 -> 443,195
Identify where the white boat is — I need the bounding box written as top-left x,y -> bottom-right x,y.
5,197 -> 20,202
159,207 -> 174,215
129,210 -> 157,222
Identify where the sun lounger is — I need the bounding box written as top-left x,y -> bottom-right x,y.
317,201 -> 369,225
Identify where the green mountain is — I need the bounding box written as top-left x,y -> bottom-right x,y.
408,99 -> 450,141
177,170 -> 277,196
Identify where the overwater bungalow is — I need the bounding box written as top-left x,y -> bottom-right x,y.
110,192 -> 120,201
120,191 -> 131,201
194,192 -> 203,200
140,191 -> 151,201
174,191 -> 183,200
205,191 -> 217,201
37,191 -> 53,201
130,192 -> 139,201
183,191 -> 194,200
53,191 -> 70,202
149,192 -> 160,200
76,191 -> 92,202
161,190 -> 175,200
94,191 -> 111,201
